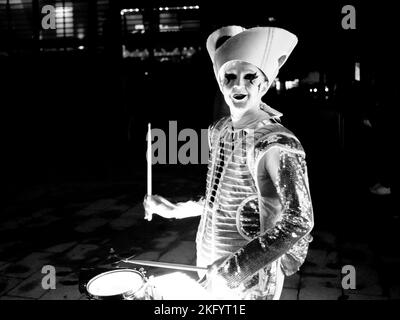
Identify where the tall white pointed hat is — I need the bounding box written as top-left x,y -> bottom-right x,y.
206,26 -> 298,91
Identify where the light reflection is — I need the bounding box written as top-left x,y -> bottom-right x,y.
275,78 -> 281,91
151,272 -> 209,300
285,79 -> 299,89
55,3 -> 73,38
121,6 -> 200,15
55,6 -> 72,18
355,62 -> 360,81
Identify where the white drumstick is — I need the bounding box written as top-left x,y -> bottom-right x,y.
147,123 -> 152,196
120,259 -> 207,272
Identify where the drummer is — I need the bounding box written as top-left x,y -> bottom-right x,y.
144,26 -> 314,300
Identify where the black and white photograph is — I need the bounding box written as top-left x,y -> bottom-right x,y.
0,0 -> 398,307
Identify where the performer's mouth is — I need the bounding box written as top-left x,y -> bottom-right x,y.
232,93 -> 247,102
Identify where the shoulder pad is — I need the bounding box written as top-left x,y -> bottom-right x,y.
254,127 -> 305,157
246,124 -> 304,179
208,116 -> 230,149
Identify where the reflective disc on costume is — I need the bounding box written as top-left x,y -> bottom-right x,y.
87,269 -> 144,298
236,195 -> 261,241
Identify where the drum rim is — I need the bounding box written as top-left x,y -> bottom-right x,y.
86,268 -> 146,300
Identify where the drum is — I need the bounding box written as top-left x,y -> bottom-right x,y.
151,272 -> 209,300
85,268 -> 156,300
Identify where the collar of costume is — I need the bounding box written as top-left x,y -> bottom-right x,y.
228,102 -> 283,134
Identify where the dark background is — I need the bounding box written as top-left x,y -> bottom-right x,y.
0,0 -> 397,231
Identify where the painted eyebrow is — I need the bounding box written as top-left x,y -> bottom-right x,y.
244,72 -> 258,76
244,72 -> 259,79
225,70 -> 258,75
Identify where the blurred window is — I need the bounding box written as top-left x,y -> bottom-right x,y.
121,11 -> 144,34
159,12 -> 179,32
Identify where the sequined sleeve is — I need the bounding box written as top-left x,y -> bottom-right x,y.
216,145 -> 314,289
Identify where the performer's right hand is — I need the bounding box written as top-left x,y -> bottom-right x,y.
143,195 -> 176,221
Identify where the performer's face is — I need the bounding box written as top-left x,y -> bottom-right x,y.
219,61 -> 268,112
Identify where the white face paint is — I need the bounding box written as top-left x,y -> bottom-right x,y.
219,61 -> 268,114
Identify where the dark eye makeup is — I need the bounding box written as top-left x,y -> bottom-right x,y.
224,73 -> 236,82
244,73 -> 259,83
223,71 -> 259,84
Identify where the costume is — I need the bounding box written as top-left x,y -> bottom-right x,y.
195,26 -> 314,300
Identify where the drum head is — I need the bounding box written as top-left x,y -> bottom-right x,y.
87,269 -> 145,299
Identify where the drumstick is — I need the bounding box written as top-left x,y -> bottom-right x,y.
147,123 -> 152,196
120,259 -> 207,272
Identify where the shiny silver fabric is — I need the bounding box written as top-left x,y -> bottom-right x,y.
196,105 -> 314,299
